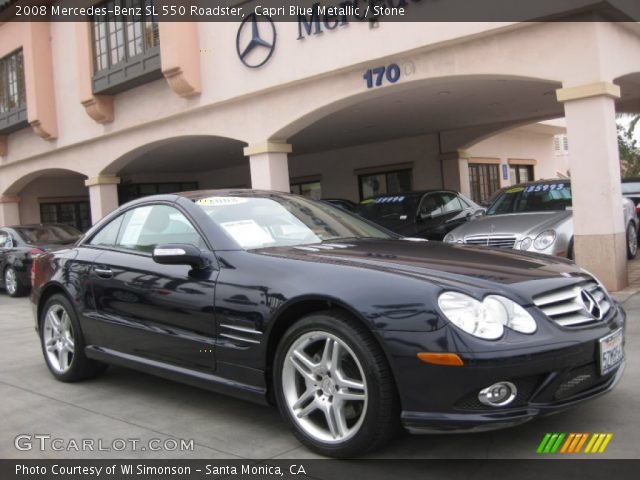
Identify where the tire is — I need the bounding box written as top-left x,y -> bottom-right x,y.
39,293 -> 107,382
627,223 -> 638,260
567,238 -> 574,261
273,310 -> 400,458
4,266 -> 27,297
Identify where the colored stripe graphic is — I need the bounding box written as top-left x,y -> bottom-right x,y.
538,433 -> 613,454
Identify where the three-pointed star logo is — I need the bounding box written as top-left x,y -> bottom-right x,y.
236,14 -> 277,68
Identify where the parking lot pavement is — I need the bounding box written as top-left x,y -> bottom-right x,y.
1,293 -> 638,460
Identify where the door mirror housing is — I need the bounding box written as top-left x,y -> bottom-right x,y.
152,244 -> 211,270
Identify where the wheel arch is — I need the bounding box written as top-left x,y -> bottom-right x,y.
264,295 -> 397,402
36,282 -> 74,328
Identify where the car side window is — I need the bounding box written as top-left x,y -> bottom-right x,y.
441,193 -> 463,213
115,204 -> 205,254
419,194 -> 443,218
88,215 -> 124,247
0,231 -> 10,248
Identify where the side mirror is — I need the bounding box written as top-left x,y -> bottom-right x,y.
153,244 -> 210,270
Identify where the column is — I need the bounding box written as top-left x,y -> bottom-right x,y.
243,143 -> 292,192
557,81 -> 627,290
0,196 -> 20,226
440,150 -> 471,197
85,176 -> 120,225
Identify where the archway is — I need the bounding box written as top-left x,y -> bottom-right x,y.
2,168 -> 89,230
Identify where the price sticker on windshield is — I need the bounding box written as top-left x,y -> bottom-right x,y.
196,197 -> 248,206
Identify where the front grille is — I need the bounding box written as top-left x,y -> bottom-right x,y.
463,235 -> 517,249
455,375 -> 542,411
554,363 -> 610,401
533,277 -> 612,327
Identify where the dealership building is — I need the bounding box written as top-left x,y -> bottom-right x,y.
0,1 -> 639,290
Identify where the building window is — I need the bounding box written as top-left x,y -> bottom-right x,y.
118,182 -> 198,204
509,164 -> 534,185
92,0 -> 162,94
554,134 -> 569,155
469,163 -> 500,204
291,181 -> 322,200
358,169 -> 412,200
0,49 -> 28,134
40,202 -> 92,232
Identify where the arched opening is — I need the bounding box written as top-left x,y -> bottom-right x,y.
268,74 -> 564,204
3,169 -> 90,231
615,72 -> 640,114
101,135 -> 248,204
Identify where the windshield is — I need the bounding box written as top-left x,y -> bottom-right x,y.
622,181 -> 640,194
358,195 -> 419,221
194,195 -> 392,249
15,225 -> 82,245
487,182 -> 572,215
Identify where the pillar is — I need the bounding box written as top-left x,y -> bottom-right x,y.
557,81 -> 627,290
243,143 -> 292,192
440,150 -> 471,197
85,176 -> 120,225
0,196 -> 20,226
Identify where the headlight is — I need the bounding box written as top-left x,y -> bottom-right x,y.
533,230 -> 556,250
485,295 -> 537,334
443,234 -> 454,243
519,237 -> 533,250
438,292 -> 537,340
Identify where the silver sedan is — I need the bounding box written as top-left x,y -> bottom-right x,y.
444,180 -> 639,259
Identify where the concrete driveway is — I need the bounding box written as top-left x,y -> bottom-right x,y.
1,293 -> 638,460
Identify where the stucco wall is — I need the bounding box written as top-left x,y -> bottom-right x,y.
18,175 -> 88,224
467,127 -> 570,187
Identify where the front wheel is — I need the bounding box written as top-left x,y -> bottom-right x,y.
627,223 -> 638,260
4,266 -> 27,297
274,311 -> 399,458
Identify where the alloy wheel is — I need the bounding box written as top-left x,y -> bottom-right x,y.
4,268 -> 17,296
281,331 -> 368,444
42,304 -> 75,374
628,225 -> 637,258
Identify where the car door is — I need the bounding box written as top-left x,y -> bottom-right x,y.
89,203 -> 218,373
416,192 -> 469,240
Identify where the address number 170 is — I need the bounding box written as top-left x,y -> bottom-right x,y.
363,64 -> 401,89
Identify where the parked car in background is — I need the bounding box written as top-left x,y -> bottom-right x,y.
31,190 -> 625,457
358,190 -> 485,240
0,224 -> 82,297
444,180 -> 639,259
321,198 -> 358,212
622,177 -> 640,215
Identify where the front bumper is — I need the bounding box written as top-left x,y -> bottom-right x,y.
378,304 -> 626,434
402,361 -> 625,433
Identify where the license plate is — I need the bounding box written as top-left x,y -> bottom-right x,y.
599,329 -> 624,376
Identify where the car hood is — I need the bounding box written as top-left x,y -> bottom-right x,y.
450,211 -> 572,238
256,238 -> 582,293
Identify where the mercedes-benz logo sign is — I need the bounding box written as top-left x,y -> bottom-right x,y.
580,289 -> 603,320
236,14 -> 276,68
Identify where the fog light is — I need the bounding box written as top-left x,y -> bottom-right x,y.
478,381 -> 517,407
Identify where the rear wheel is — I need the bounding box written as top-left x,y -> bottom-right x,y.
4,266 -> 27,297
627,223 -> 638,260
40,294 -> 106,382
274,310 -> 399,458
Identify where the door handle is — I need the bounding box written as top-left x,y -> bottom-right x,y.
94,267 -> 113,278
